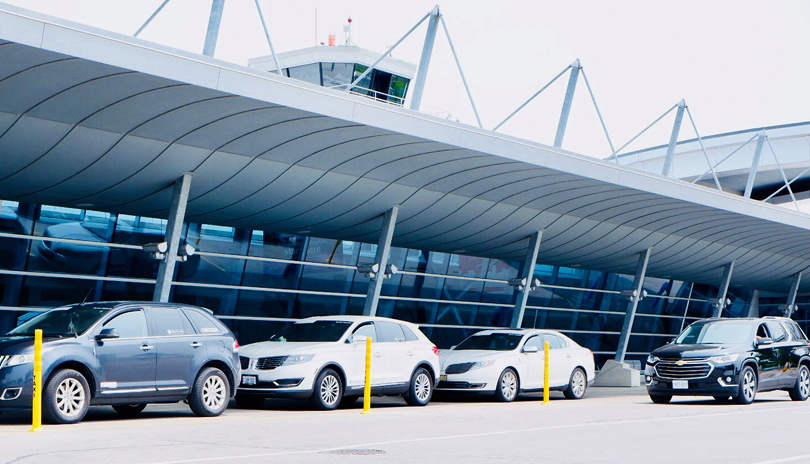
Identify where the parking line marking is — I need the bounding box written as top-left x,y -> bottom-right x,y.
142,404 -> 810,464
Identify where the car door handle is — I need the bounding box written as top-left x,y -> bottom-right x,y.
190,342 -> 202,349
566,354 -> 572,358
406,351 -> 414,356
373,352 -> 382,357
140,345 -> 153,352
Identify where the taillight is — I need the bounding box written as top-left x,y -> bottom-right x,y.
233,340 -> 239,351
432,346 -> 439,356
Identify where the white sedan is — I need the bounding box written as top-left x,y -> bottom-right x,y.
236,316 -> 440,410
437,329 -> 595,401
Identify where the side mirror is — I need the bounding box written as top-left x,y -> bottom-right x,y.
95,328 -> 119,341
522,345 -> 539,353
668,338 -> 675,345
756,337 -> 773,346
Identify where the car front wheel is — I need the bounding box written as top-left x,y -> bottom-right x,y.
404,367 -> 432,406
43,369 -> 90,424
188,367 -> 230,417
563,368 -> 587,400
734,365 -> 757,405
789,364 -> 810,401
310,368 -> 342,410
494,368 -> 519,402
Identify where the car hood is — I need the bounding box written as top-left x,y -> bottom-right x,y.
440,350 -> 509,368
239,341 -> 337,358
0,336 -> 81,355
651,343 -> 737,359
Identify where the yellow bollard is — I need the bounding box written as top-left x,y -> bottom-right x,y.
30,328 -> 42,432
361,337 -> 372,414
542,340 -> 550,405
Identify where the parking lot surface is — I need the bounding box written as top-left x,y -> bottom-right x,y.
1,387 -> 807,464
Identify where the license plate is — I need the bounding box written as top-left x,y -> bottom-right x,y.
440,375 -> 447,382
241,375 -> 257,386
672,380 -> 688,389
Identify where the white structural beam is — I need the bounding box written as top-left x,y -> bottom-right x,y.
661,100 -> 686,177
153,173 -> 192,302
782,272 -> 802,318
363,206 -> 399,316
409,6 -> 440,111
744,133 -> 766,199
203,0 -> 226,57
711,261 -> 735,318
553,60 -> 581,148
510,231 -> 543,329
615,248 -> 651,363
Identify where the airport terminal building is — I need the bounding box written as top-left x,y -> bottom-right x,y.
1,4 -> 810,368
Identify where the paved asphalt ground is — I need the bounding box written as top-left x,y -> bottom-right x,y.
0,387 -> 808,464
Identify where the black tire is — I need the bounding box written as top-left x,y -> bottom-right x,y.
235,394 -> 266,409
338,395 -> 359,408
563,367 -> 588,400
43,369 -> 90,424
494,368 -> 519,402
789,364 -> 810,401
404,367 -> 433,406
734,365 -> 757,405
310,368 -> 342,410
649,394 -> 672,404
188,367 -> 230,417
112,404 -> 146,417
713,396 -> 730,402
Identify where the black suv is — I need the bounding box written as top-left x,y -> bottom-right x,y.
645,317 -> 810,404
0,302 -> 240,423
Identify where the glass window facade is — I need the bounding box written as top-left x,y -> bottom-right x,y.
0,199 -> 777,369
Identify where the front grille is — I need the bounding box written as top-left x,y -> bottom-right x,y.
445,363 -> 474,374
655,359 -> 712,379
239,356 -> 250,370
256,356 -> 288,370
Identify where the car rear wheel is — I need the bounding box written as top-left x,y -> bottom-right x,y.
404,367 -> 432,406
112,404 -> 146,417
649,394 -> 671,404
310,368 -> 342,410
43,369 -> 90,424
734,365 -> 757,405
563,368 -> 587,400
494,368 -> 519,402
789,364 -> 810,401
235,394 -> 266,409
188,367 -> 229,417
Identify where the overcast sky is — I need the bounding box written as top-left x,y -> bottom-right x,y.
4,0 -> 809,158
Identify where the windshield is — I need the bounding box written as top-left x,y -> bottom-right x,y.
455,333 -> 523,351
269,320 -> 352,342
7,306 -> 111,337
675,321 -> 753,345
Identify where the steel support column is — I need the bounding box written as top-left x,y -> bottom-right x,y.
747,289 -> 760,318
153,173 -> 192,302
363,206 -> 399,316
744,133 -> 766,198
661,100 -> 686,177
202,0 -> 226,57
409,6 -> 440,111
783,271 -> 802,317
510,231 -> 543,329
711,261 -> 735,318
553,60 -> 581,148
614,248 -> 651,363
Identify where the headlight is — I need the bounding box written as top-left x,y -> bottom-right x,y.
1,354 -> 32,368
469,360 -> 495,370
709,354 -> 739,364
646,355 -> 660,365
282,354 -> 314,366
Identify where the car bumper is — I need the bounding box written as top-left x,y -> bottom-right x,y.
236,365 -> 315,399
435,369 -> 494,392
0,364 -> 33,411
645,362 -> 739,396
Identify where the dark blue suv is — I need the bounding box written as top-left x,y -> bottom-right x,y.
0,302 -> 239,423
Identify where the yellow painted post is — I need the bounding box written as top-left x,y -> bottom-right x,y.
361,337 -> 372,414
30,329 -> 42,432
543,340 -> 550,405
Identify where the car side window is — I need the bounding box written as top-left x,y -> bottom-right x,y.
400,325 -> 419,341
541,334 -> 564,350
523,335 -> 543,351
150,307 -> 195,337
376,321 -> 407,342
184,309 -> 225,335
103,310 -> 148,339
786,321 -> 808,342
755,324 -> 770,341
352,323 -> 378,342
765,321 -> 787,343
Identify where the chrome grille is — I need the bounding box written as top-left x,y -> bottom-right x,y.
445,362 -> 474,374
655,359 -> 712,379
256,356 -> 288,370
239,356 -> 250,370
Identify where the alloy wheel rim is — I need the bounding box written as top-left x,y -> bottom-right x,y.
743,370 -> 756,400
414,373 -> 431,401
800,368 -> 810,397
203,375 -> 226,410
320,375 -> 340,405
501,371 -> 517,400
56,378 -> 85,417
572,370 -> 586,397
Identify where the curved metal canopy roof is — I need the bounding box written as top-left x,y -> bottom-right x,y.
1,4 -> 810,293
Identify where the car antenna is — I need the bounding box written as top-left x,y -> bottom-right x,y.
81,287 -> 93,305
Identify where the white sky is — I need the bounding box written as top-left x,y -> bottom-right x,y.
3,0 -> 810,158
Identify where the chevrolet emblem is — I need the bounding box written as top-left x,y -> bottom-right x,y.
676,360 -> 685,366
